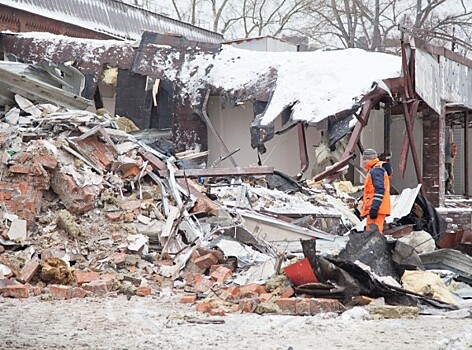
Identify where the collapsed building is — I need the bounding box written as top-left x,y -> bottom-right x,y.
0,0 -> 471,318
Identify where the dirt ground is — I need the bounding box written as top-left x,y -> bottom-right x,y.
0,295 -> 470,350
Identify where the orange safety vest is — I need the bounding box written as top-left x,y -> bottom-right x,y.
361,160 -> 391,217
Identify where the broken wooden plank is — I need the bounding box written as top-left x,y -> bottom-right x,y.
313,155 -> 354,183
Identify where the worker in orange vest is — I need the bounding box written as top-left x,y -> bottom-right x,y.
361,148 -> 391,233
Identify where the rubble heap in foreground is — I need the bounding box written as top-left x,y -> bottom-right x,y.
0,97 -> 471,319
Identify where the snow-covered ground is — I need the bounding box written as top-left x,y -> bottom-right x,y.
1,296 -> 470,350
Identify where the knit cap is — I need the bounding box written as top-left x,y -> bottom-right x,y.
362,148 -> 378,160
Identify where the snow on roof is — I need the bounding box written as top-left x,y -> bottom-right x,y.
172,45 -> 402,125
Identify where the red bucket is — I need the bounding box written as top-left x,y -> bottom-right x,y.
283,258 -> 318,286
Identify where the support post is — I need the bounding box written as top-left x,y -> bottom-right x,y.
384,103 -> 391,155
465,111 -> 470,198
201,90 -> 238,167
422,106 -> 445,207
296,122 -> 309,179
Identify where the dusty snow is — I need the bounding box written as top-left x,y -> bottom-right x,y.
171,46 -> 401,125
0,296 -> 471,350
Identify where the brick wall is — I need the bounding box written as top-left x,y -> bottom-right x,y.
422,108 -> 445,207
441,210 -> 472,230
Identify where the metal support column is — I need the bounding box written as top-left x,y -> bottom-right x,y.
465,111 -> 470,198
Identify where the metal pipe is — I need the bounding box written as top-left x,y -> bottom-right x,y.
296,122 -> 309,179
465,110 -> 470,197
201,89 -> 238,167
384,103 -> 391,155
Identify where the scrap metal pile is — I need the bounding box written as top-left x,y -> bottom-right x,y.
0,95 -> 471,319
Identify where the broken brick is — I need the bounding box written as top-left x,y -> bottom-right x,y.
226,285 -> 241,299
49,285 -> 73,300
111,231 -> 122,241
184,272 -> 196,286
29,286 -> 43,296
82,279 -> 113,295
180,294 -> 197,304
259,293 -> 274,302
0,284 -> 29,298
121,165 -> 140,178
75,271 -> 100,285
275,297 -> 345,315
99,273 -> 116,282
106,211 -> 123,222
194,253 -> 218,270
210,266 -> 233,283
275,298 -> 297,314
279,287 -> 294,299
110,252 -> 126,267
35,154 -> 58,170
136,286 -> 151,297
9,164 -> 30,174
209,262 -> 236,273
194,277 -> 214,293
239,300 -> 257,313
195,301 -> 213,313
19,260 -> 40,283
216,290 -> 235,302
208,309 -> 226,316
190,195 -> 220,215
310,298 -> 345,315
296,299 -> 311,316
195,247 -> 225,263
190,250 -> 200,261
120,200 -> 141,211
351,295 -> 375,306
72,287 -> 88,299
51,170 -> 102,214
17,152 -> 30,163
240,283 -> 266,298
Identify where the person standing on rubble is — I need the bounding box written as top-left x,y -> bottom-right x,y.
361,148 -> 391,233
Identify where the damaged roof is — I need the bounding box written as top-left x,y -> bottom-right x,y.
151,45 -> 402,125
0,0 -> 223,43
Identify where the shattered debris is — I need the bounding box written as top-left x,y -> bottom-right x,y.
0,93 -> 469,324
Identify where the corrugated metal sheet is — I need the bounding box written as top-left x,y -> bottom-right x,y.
416,47 -> 472,114
415,48 -> 441,114
0,0 -> 223,43
441,56 -> 472,108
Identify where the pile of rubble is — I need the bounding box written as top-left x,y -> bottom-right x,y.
0,95 -> 471,320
